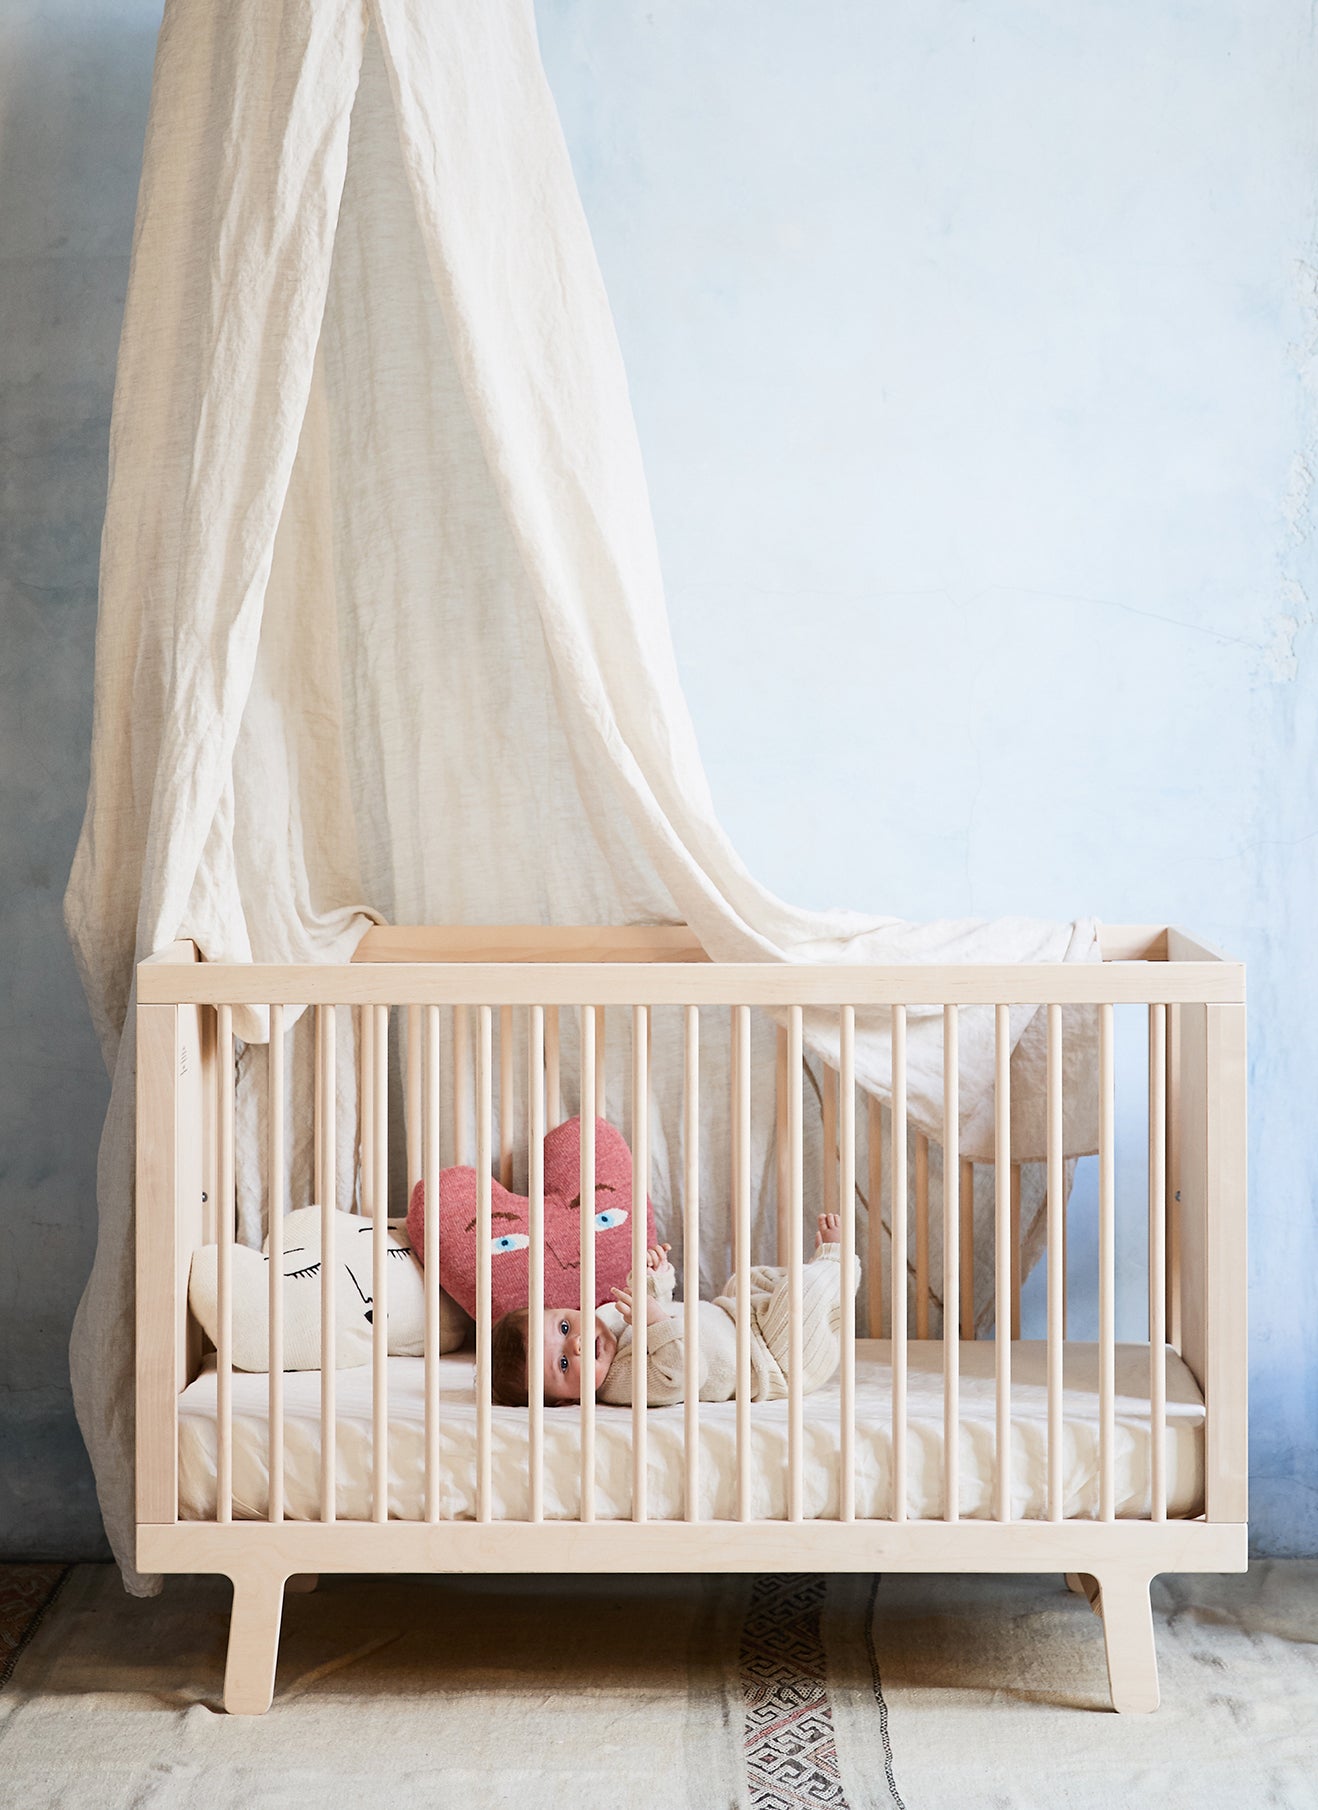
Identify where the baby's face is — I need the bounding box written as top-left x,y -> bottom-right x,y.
541,1308 -> 619,1404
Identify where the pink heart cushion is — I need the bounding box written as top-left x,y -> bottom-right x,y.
406,1117 -> 654,1321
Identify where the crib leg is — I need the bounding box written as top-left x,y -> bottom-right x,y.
1093,1571 -> 1160,1714
224,1566 -> 287,1715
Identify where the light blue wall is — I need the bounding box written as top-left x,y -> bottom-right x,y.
540,0 -> 1318,1553
0,1 -> 160,1557
1,2 -> 1314,1555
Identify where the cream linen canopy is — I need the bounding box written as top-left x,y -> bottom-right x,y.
65,0 -> 1096,1589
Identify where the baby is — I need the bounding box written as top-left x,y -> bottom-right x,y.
490,1214 -> 853,1408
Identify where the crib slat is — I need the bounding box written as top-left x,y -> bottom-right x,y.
1010,1163 -> 1022,1339
361,998 -> 375,1220
943,1005 -> 959,1523
734,1005 -> 752,1523
840,1006 -> 856,1523
545,1005 -> 562,1131
268,1003 -> 285,1525
1061,1157 -> 1069,1343
730,1006 -> 740,1282
453,1003 -> 471,1166
891,1005 -> 907,1523
1149,1003 -> 1168,1522
318,1005 -> 336,1522
1046,1004 -> 1064,1523
915,1130 -> 930,1339
500,1004 -> 514,1189
867,1095 -> 883,1339
476,1005 -> 494,1524
579,1007 -> 597,1524
959,1159 -> 975,1339
596,1007 -> 607,1129
994,1004 -> 1012,1522
1099,1002 -> 1116,1522
424,1005 -> 441,1523
822,1064 -> 838,1219
528,1006 -> 546,1524
684,1005 -> 701,1522
406,1004 -> 422,1197
372,1003 -> 389,1524
633,1005 -> 650,1523
217,1004 -> 234,1525
776,1025 -> 790,1267
314,1004 -> 326,1207
788,1005 -> 805,1522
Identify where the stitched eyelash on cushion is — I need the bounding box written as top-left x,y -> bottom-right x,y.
287,1262 -> 321,1280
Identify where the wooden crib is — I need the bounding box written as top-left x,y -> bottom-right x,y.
134,925 -> 1247,1715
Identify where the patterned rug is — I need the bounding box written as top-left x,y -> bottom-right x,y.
0,1564 -> 70,1691
0,1564 -> 1314,1807
740,1575 -> 902,1809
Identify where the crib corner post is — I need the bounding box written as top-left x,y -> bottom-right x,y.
1203,1001 -> 1248,1527
136,943 -> 212,1535
136,1003 -> 182,1529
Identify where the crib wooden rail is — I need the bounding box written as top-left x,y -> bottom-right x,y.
134,925 -> 1247,1715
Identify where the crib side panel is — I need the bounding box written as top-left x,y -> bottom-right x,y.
138,934 -> 1244,1543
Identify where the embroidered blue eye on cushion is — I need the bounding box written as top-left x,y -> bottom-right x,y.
405,1116 -> 655,1321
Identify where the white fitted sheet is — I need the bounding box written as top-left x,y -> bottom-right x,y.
177,1340 -> 1204,1524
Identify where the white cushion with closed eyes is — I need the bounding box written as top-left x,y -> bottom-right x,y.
187,1207 -> 471,1372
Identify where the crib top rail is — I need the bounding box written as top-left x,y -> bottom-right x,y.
137,923 -> 1243,1007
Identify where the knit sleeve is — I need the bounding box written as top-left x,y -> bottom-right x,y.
635,1258 -> 676,1308
639,1318 -> 687,1405
597,1310 -> 706,1407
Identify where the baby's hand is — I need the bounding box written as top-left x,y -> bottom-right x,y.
612,1285 -> 670,1328
645,1242 -> 671,1273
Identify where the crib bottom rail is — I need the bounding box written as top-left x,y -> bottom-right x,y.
139,1516 -> 1247,1578
139,1517 -> 1245,1716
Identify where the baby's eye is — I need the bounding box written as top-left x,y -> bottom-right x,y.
558,1354 -> 569,1372
594,1208 -> 628,1231
492,1233 -> 530,1255
559,1319 -> 570,1336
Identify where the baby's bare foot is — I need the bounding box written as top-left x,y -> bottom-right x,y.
817,1212 -> 842,1246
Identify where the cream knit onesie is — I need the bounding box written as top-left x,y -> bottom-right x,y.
597,1244 -> 854,1408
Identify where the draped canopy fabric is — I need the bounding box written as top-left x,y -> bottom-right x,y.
65,0 -> 1097,1590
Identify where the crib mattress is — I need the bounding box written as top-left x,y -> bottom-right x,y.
176,1339 -> 1205,1524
